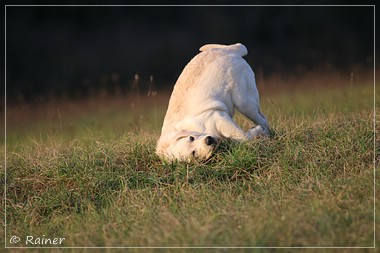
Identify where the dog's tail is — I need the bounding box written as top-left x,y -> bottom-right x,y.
199,43 -> 248,57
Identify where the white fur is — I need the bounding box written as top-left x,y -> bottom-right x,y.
156,43 -> 270,162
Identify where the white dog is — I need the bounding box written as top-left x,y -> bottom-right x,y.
156,43 -> 270,162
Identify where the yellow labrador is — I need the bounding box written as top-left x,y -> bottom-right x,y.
156,43 -> 269,162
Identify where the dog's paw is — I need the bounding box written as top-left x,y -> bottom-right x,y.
247,125 -> 270,138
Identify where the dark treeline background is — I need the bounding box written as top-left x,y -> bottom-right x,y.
6,5 -> 374,101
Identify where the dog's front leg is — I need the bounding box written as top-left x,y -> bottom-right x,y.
212,112 -> 249,140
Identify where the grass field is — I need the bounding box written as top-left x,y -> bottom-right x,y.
2,74 -> 378,251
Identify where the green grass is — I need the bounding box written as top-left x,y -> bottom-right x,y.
2,81 -> 377,251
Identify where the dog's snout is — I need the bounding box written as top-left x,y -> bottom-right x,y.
205,136 -> 216,146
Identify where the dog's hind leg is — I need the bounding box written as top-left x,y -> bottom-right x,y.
232,72 -> 270,137
242,107 -> 270,137
239,107 -> 270,138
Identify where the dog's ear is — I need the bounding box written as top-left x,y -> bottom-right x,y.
156,133 -> 171,157
156,131 -> 189,157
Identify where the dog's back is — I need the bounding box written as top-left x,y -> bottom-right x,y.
161,44 -> 248,132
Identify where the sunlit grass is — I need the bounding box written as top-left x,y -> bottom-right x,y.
2,79 -> 377,250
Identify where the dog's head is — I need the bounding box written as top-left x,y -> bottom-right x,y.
156,130 -> 218,162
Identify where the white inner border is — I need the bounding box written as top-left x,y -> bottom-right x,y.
3,4 -> 376,249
